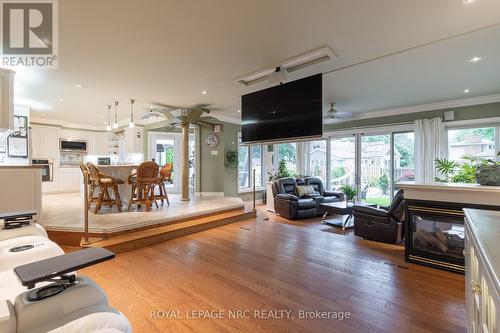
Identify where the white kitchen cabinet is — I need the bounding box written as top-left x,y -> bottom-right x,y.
31,125 -> 61,159
58,167 -> 81,192
88,132 -> 110,155
464,209 -> 499,333
0,68 -> 15,131
123,127 -> 143,154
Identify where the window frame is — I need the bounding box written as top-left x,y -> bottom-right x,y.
237,134 -> 265,193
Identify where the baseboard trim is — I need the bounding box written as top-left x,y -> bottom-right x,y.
194,192 -> 225,197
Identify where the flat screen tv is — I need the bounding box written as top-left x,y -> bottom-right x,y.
241,73 -> 322,144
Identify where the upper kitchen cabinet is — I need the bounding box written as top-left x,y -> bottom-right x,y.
123,127 -> 144,155
0,68 -> 15,132
31,125 -> 61,159
88,132 -> 110,156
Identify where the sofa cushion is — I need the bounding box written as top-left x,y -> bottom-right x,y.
297,198 -> 317,209
296,185 -> 316,198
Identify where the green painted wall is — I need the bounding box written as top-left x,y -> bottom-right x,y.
323,102 -> 500,131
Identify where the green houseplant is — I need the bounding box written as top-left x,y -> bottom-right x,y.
268,159 -> 291,181
339,184 -> 358,203
225,150 -> 238,169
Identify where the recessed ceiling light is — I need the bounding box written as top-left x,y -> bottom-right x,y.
202,90 -> 207,95
237,109 -> 241,113
469,56 -> 482,63
58,98 -> 64,102
464,89 -> 470,93
75,84 -> 83,88
462,0 -> 476,4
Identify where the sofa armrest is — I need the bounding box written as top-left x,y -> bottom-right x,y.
352,206 -> 389,218
323,191 -> 345,200
276,193 -> 298,201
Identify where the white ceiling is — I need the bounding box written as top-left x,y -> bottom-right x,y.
10,0 -> 500,127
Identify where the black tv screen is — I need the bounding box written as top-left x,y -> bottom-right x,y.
241,73 -> 323,143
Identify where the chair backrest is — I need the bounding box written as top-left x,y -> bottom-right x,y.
136,161 -> 159,184
388,189 -> 405,221
86,162 -> 100,181
304,177 -> 325,195
276,177 -> 297,196
79,163 -> 91,184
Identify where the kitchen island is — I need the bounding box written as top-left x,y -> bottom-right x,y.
463,209 -> 499,333
81,165 -> 138,207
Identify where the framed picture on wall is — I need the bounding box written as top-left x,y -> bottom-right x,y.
7,136 -> 28,157
11,115 -> 28,138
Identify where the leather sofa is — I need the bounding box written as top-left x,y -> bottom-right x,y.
272,178 -> 317,219
352,189 -> 405,244
272,177 -> 344,220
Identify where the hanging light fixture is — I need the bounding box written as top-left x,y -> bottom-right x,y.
113,101 -> 119,129
129,98 -> 135,128
106,104 -> 112,131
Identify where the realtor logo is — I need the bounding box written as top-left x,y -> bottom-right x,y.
1,0 -> 58,68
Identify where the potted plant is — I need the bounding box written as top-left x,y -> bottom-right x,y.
267,159 -> 291,181
225,150 -> 238,169
339,184 -> 358,204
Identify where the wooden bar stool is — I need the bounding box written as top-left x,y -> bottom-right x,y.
79,163 -> 99,210
127,161 -> 159,212
155,164 -> 171,205
87,163 -> 124,213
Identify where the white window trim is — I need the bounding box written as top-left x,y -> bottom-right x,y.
237,133 -> 265,193
444,118 -> 500,162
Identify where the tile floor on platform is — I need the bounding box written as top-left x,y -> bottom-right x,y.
38,192 -> 244,233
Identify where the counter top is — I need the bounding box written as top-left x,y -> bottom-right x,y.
464,209 -> 500,296
397,181 -> 500,206
97,165 -> 138,168
397,181 -> 500,192
0,165 -> 43,169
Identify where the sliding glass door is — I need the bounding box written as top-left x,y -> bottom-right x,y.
360,134 -> 391,206
329,130 -> 414,204
330,137 -> 356,190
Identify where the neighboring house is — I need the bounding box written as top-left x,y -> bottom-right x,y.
327,141 -> 401,169
449,135 -> 495,161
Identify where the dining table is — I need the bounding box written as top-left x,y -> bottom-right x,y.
97,165 -> 138,206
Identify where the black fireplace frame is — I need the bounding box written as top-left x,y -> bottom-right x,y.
405,199 -> 500,274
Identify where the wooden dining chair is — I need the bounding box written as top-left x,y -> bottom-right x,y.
127,161 -> 159,212
154,164 -> 171,205
87,163 -> 124,213
163,162 -> 173,183
79,163 -> 99,210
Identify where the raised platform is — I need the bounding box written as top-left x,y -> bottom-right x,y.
39,193 -> 254,248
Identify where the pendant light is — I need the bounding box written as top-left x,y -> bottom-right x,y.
129,98 -> 135,128
106,104 -> 112,131
113,101 -> 119,129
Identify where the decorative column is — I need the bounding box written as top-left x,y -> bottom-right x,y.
181,122 -> 190,201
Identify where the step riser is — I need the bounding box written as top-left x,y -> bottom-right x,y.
93,211 -> 255,253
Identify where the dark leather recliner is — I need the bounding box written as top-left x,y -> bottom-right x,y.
304,177 -> 345,212
273,178 -> 317,219
352,189 -> 405,244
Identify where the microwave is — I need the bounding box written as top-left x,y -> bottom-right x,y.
60,139 -> 88,153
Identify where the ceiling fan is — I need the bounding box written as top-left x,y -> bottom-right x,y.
142,103 -> 220,128
326,103 -> 352,120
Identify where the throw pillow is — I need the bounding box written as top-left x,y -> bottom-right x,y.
296,185 -> 316,198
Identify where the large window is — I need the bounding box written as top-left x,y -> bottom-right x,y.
393,131 -> 415,193
329,130 -> 415,205
238,141 -> 263,190
447,127 -> 496,162
308,140 -> 327,180
277,143 -> 297,176
361,134 -> 391,206
330,137 -> 355,190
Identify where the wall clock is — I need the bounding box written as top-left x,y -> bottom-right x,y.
205,134 -> 219,148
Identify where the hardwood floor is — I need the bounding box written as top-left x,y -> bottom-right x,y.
80,206 -> 465,333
